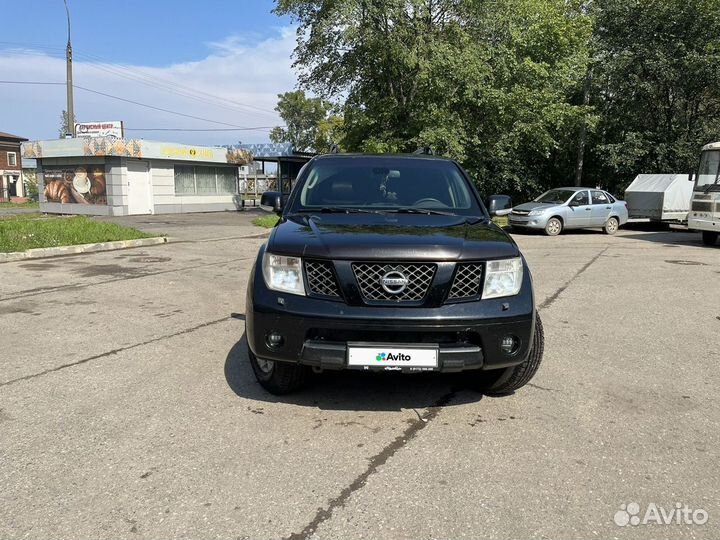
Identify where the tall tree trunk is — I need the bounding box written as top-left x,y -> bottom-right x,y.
575,69 -> 592,186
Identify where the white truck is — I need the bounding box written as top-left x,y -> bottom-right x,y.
689,142 -> 720,246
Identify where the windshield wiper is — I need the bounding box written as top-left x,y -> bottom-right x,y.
293,207 -> 382,214
702,183 -> 720,193
389,207 -> 457,216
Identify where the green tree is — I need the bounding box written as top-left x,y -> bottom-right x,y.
58,110 -> 76,138
586,0 -> 720,191
269,90 -> 343,153
275,0 -> 592,198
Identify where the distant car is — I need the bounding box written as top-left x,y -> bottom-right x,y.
509,187 -> 628,236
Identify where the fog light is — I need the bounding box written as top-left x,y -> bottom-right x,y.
500,335 -> 519,355
266,332 -> 284,349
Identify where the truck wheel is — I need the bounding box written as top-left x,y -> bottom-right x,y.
604,217 -> 619,235
248,346 -> 308,395
544,218 -> 562,236
702,231 -> 718,246
479,313 -> 545,395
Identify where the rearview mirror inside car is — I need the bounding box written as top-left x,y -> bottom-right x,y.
487,194 -> 512,217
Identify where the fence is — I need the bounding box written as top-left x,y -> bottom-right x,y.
238,174 -> 278,199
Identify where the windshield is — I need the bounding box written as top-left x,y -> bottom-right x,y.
534,189 -> 576,204
695,150 -> 720,190
289,157 -> 482,216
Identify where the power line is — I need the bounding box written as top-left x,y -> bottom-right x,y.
74,50 -> 279,116
74,57 -> 279,120
124,127 -> 277,132
0,80 -> 64,85
0,80 -> 281,131
1,51 -> 279,124
0,41 -> 281,118
72,84 -> 264,128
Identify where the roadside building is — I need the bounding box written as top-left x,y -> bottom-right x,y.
1,131 -> 29,201
21,138 -> 312,215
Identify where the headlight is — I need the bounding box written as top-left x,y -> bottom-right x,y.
528,209 -> 545,216
483,258 -> 523,299
262,253 -> 305,295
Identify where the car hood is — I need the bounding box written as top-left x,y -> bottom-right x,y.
268,213 -> 519,261
513,202 -> 562,212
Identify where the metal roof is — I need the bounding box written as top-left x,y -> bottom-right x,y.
0,131 -> 28,141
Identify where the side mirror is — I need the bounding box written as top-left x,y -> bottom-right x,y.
568,200 -> 580,207
260,191 -> 283,214
487,194 -> 512,217
688,172 -> 695,182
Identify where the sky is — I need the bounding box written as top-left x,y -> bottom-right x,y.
0,0 -> 299,146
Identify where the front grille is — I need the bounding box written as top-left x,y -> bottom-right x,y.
511,209 -> 529,216
352,262 -> 436,302
449,263 -> 483,299
308,328 -> 479,345
304,260 -> 341,298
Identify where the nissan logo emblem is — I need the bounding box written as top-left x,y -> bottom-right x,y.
380,270 -> 409,294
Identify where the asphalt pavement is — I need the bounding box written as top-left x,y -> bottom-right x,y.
1,214 -> 718,539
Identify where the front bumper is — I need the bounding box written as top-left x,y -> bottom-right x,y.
689,216 -> 719,232
246,251 -> 537,373
508,214 -> 549,229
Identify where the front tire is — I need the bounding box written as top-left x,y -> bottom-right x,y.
248,345 -> 308,395
604,216 -> 619,235
544,217 -> 562,236
478,313 -> 545,395
702,231 -> 718,246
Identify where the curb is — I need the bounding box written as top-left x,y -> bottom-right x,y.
0,237 -> 169,263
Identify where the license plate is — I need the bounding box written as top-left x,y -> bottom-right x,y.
347,344 -> 438,368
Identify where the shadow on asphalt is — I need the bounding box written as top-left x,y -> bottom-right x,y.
510,223 -> 706,246
224,333 -> 490,411
509,227 -> 602,237
617,230 -> 706,246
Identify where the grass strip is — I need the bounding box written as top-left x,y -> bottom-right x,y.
0,215 -> 154,253
252,214 -> 281,229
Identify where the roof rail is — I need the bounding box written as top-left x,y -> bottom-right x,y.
413,146 -> 434,156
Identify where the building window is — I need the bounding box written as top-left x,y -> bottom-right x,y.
174,165 -> 237,195
7,152 -> 17,167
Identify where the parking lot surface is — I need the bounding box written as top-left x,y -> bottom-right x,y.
1,215 -> 718,539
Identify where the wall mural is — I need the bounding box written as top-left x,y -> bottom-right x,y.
43,165 -> 107,205
23,138 -> 256,165
83,137 -> 142,158
225,146 -> 253,165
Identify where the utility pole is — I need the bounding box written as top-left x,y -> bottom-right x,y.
64,0 -> 75,137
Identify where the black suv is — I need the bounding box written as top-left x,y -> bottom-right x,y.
246,154 -> 543,394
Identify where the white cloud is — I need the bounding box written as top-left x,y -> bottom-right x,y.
0,26 -> 298,146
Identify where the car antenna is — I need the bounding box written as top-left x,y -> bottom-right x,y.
329,144 -> 340,154
413,146 -> 434,156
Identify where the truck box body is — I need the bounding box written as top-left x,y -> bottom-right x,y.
624,174 -> 693,221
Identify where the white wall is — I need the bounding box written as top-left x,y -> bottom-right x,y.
38,157 -> 241,215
